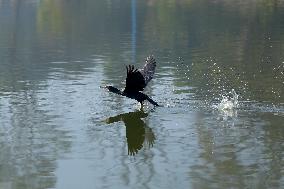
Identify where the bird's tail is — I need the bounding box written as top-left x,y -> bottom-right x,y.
146,96 -> 159,106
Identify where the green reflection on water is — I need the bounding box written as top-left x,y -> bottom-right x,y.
105,110 -> 155,156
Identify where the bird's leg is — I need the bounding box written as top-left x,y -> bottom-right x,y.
140,102 -> 144,110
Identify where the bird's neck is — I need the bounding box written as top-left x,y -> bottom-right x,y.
109,87 -> 123,95
122,89 -> 139,95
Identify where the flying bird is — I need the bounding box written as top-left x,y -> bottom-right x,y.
104,55 -> 159,107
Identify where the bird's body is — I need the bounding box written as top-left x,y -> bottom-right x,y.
105,56 -> 159,106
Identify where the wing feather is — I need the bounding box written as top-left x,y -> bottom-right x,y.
125,65 -> 145,92
139,55 -> 156,86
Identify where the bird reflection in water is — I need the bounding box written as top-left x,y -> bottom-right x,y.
105,110 -> 155,156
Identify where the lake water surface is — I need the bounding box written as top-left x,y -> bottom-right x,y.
0,0 -> 283,189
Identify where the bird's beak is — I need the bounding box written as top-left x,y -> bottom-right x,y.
100,86 -> 108,91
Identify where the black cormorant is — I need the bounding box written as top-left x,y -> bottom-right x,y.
104,55 -> 159,106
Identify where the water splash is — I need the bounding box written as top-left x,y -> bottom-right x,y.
217,89 -> 239,111
212,89 -> 239,122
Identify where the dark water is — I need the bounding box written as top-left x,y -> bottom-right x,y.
0,0 -> 283,188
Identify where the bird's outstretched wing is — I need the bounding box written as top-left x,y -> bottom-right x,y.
139,55 -> 156,86
125,56 -> 156,92
125,65 -> 146,92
